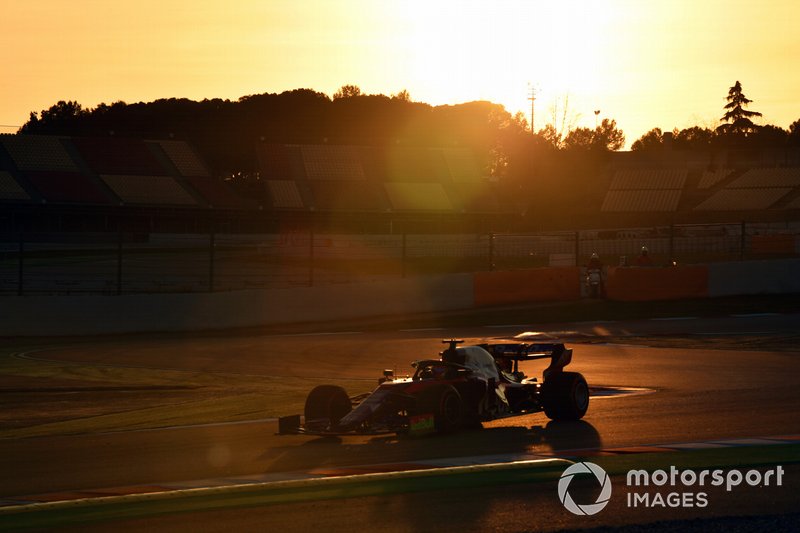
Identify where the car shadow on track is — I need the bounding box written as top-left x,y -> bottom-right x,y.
262,419 -> 602,473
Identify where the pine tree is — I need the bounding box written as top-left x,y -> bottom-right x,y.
716,81 -> 762,135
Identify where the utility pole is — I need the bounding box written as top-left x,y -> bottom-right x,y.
527,84 -> 537,134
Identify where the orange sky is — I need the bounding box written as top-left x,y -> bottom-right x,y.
3,1 -> 799,147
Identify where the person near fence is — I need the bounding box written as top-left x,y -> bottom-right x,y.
635,245 -> 654,266
585,252 -> 605,297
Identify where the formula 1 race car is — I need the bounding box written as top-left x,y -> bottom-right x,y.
278,337 -> 589,436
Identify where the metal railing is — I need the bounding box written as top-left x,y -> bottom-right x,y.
1,222 -> 798,294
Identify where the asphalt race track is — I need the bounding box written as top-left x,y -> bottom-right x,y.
1,313 -> 800,530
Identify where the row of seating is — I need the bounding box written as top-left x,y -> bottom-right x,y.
601,190 -> 683,212
0,135 -> 239,208
264,179 -> 506,213
692,168 -> 800,211
257,143 -> 485,183
609,168 -> 688,190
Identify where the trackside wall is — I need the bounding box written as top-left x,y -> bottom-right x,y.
2,259 -> 799,336
707,259 -> 800,297
0,274 -> 473,336
604,265 -> 709,301
473,268 -> 582,307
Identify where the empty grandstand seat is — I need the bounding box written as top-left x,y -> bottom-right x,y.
698,168 -> 733,189
24,171 -> 113,204
307,181 -> 386,211
728,168 -> 800,188
266,180 -> 305,209
442,148 -> 483,182
601,190 -> 682,212
156,140 -> 211,177
383,147 -> 450,182
609,168 -> 687,190
0,171 -> 31,201
384,182 -> 453,211
693,188 -> 792,211
447,182 -> 501,213
257,144 -> 303,179
100,175 -> 198,205
0,135 -> 79,172
71,137 -> 166,175
301,145 -> 365,180
184,176 -> 256,209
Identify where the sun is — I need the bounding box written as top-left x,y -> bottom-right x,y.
384,0 -> 619,121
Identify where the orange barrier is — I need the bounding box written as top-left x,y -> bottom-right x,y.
751,234 -> 796,254
474,268 -> 581,307
605,266 -> 709,301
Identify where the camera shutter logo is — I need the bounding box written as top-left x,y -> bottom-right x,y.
558,461 -> 612,515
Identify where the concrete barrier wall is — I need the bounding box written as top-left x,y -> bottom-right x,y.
4,259 -> 800,336
0,274 -> 474,336
707,259 -> 800,297
473,268 -> 581,307
605,266 -> 709,301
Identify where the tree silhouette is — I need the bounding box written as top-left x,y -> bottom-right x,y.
20,100 -> 89,134
333,84 -> 362,99
717,81 -> 762,135
631,127 -> 664,151
563,118 -> 625,151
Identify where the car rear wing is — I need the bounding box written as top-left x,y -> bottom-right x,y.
481,342 -> 573,377
483,342 -> 568,359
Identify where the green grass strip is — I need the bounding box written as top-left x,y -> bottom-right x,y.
0,459 -> 571,530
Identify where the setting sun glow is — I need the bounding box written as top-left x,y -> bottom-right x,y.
2,1 -> 798,146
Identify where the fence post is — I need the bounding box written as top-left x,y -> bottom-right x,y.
401,232 -> 407,279
116,229 -> 123,295
488,232 -> 495,271
17,231 -> 24,296
669,224 -> 674,262
740,221 -> 746,261
308,229 -> 314,287
208,231 -> 215,292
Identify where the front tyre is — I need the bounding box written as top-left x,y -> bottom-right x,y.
415,384 -> 463,433
304,385 -> 352,429
541,372 -> 589,421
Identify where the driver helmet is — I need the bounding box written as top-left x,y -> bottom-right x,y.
640,245 -> 648,255
591,252 -> 599,260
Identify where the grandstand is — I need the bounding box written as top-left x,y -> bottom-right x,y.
252,142 -> 496,215
601,168 -> 687,212
1,135 -> 79,172
2,133 -> 798,237
157,140 -> 212,177
266,180 -> 306,209
0,134 -> 250,214
25,171 -> 113,205
694,167 -> 800,212
698,168 -> 733,189
0,171 -> 30,201
100,175 -> 199,206
383,182 -> 453,212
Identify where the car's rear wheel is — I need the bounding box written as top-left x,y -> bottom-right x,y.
304,385 -> 352,428
541,372 -> 589,421
415,384 -> 463,433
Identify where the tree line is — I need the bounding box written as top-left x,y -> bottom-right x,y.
17,82 -> 800,185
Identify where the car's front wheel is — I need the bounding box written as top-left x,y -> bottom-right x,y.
304,385 -> 352,429
415,384 -> 463,433
541,372 -> 589,421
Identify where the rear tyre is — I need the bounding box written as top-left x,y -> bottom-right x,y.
541,372 -> 589,421
304,385 -> 352,428
417,385 -> 463,433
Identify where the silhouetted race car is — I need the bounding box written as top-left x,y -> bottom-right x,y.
279,336 -> 589,436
